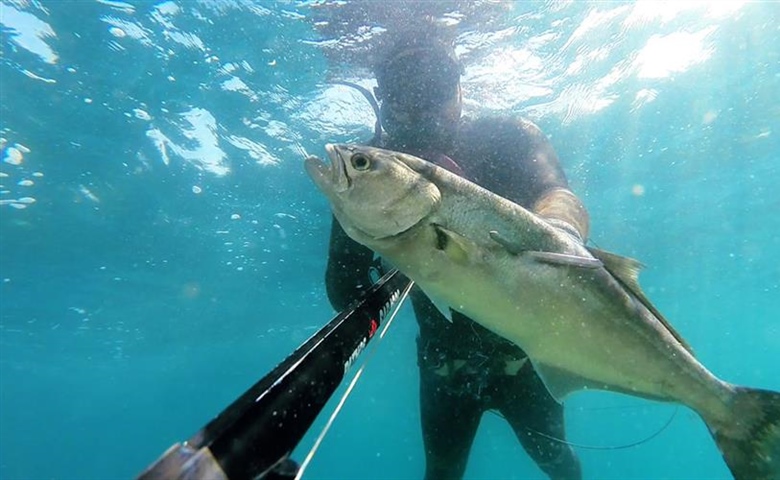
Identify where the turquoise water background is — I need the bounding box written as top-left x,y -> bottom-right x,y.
1,1 -> 778,479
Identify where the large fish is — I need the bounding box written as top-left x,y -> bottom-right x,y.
305,144 -> 780,480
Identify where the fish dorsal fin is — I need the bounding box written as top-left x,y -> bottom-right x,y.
587,247 -> 695,356
586,247 -> 644,290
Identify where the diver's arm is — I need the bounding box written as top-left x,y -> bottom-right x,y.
533,187 -> 589,242
511,119 -> 590,242
325,217 -> 377,311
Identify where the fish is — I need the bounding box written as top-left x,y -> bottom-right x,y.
305,144 -> 780,480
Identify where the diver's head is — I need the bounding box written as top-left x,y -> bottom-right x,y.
374,35 -> 464,150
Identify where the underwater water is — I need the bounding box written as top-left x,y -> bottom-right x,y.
0,1 -> 778,479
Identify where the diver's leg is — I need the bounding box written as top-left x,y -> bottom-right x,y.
419,362 -> 482,480
497,367 -> 582,480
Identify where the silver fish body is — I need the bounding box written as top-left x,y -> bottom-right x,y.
305,144 -> 780,480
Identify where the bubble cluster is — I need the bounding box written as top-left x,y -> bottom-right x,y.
1,141 -> 38,209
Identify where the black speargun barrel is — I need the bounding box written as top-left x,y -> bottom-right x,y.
137,269 -> 411,480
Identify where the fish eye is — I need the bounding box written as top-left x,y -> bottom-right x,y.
350,153 -> 371,171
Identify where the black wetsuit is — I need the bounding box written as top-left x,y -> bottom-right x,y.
325,117 -> 585,480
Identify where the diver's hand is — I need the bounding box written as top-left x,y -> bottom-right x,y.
543,217 -> 585,244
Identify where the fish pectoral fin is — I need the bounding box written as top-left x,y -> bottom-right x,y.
432,224 -> 476,265
526,251 -> 603,269
530,360 -> 610,403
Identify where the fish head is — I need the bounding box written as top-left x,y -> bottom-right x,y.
305,144 -> 441,242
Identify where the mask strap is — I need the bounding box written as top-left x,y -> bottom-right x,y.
328,80 -> 384,146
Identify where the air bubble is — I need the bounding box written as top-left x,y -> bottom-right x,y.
3,148 -> 23,165
109,27 -> 126,38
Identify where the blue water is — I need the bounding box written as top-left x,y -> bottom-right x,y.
1,1 -> 777,479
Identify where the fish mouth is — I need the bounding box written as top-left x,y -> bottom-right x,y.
326,144 -> 351,193
304,154 -> 330,191
304,144 -> 350,194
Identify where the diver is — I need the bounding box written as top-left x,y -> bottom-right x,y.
324,30 -> 589,480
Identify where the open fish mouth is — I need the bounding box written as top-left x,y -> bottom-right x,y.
325,143 -> 351,192
304,144 -> 350,194
304,154 -> 329,189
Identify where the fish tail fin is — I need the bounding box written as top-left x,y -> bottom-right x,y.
707,387 -> 780,480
